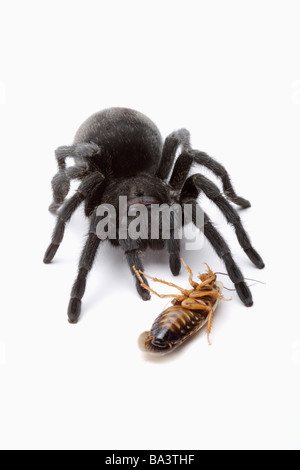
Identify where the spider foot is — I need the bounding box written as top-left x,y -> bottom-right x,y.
136,281 -> 151,301
68,298 -> 81,323
232,196 -> 251,209
43,243 -> 59,264
169,254 -> 181,276
235,281 -> 253,307
48,201 -> 61,214
244,247 -> 265,269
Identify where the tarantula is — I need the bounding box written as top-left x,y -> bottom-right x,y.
44,107 -> 264,323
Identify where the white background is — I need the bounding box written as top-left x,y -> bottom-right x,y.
0,0 -> 299,451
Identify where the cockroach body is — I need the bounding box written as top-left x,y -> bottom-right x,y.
134,260 -> 226,355
139,284 -> 223,354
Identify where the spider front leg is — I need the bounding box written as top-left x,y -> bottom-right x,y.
49,143 -> 100,213
44,172 -> 104,263
167,213 -> 182,277
191,149 -> 251,208
183,199 -> 254,307
159,128 -> 250,208
68,211 -> 101,323
183,174 -> 265,269
49,165 -> 87,214
156,129 -> 191,180
119,239 -> 151,301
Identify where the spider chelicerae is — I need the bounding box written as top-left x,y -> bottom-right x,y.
44,107 -> 264,323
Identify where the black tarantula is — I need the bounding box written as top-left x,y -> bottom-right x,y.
44,107 -> 264,323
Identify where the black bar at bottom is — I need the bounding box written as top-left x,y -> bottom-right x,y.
100,452 -> 202,466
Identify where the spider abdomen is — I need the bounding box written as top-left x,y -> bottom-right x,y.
74,107 -> 163,178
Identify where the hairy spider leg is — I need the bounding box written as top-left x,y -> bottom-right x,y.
119,238 -> 151,302
158,128 -> 250,208
169,152 -> 194,192
181,197 -> 254,307
44,172 -> 104,263
167,215 -> 182,276
191,149 -> 251,208
184,174 -> 265,269
125,251 -> 151,301
49,166 -> 87,214
156,129 -> 191,181
67,210 -> 101,323
49,143 -> 100,213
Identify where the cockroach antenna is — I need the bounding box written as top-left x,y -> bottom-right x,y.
215,272 -> 266,291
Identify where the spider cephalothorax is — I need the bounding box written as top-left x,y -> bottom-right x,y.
44,107 -> 264,323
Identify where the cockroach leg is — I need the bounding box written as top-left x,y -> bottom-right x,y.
204,263 -> 214,277
180,258 -> 198,288
206,307 -> 214,346
133,266 -> 186,301
179,299 -> 211,312
189,289 -> 220,299
189,290 -> 230,302
137,269 -> 191,295
142,285 -> 184,301
197,275 -> 217,291
133,265 -> 145,285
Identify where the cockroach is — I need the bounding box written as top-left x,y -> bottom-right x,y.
133,259 -> 229,355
